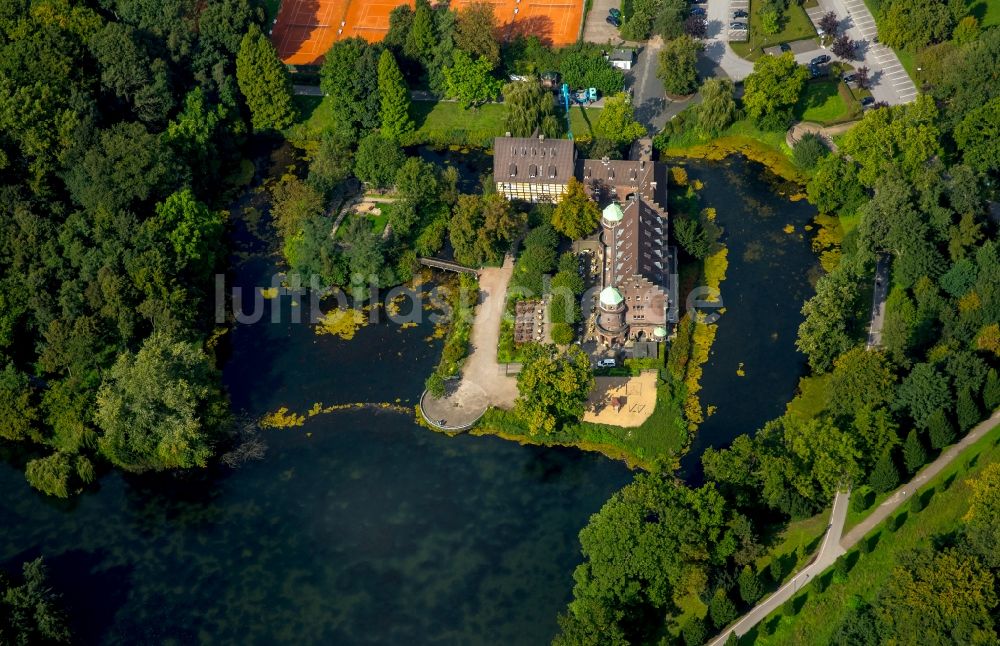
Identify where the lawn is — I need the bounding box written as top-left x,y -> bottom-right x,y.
794,81 -> 855,125
285,96 -> 510,148
968,0 -> 1000,27
403,100 -> 508,147
730,1 -> 819,60
657,118 -> 808,184
750,419 -> 1000,645
567,105 -> 602,140
285,94 -> 333,140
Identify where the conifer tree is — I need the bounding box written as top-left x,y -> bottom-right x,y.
709,588 -> 738,630
926,409 -> 956,450
738,565 -> 763,605
377,49 -> 413,140
985,369 -> 1000,411
957,388 -> 981,432
903,430 -> 927,474
236,24 -> 296,132
404,0 -> 435,63
869,451 -> 900,493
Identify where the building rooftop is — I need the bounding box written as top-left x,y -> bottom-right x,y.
493,136 -> 576,185
599,286 -> 624,307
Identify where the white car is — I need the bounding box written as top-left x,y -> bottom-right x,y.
597,359 -> 617,368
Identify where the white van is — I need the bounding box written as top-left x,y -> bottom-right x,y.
597,359 -> 616,368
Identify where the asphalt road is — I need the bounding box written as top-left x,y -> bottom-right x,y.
867,254 -> 890,349
804,0 -> 918,105
711,408 -> 1000,643
707,491 -> 850,646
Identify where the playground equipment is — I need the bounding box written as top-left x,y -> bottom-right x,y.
561,83 -> 573,140
561,84 -> 599,140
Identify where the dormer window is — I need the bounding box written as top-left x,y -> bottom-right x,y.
508,163 -> 517,178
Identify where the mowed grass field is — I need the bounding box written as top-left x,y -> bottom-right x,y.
286,95 -> 604,148
751,419 -> 1000,645
794,79 -> 862,125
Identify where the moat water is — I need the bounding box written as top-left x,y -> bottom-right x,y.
0,154 -> 818,643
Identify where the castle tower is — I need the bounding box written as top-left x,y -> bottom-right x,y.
597,286 -> 626,345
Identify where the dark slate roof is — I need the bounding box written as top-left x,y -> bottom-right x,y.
493,136 -> 576,184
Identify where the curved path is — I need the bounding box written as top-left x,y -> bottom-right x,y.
707,491 -> 849,646
785,120 -> 857,152
710,408 -> 1000,644
421,256 -> 519,431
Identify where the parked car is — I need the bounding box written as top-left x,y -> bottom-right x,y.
597,359 -> 617,368
730,21 -> 748,30
810,54 -> 831,65
608,7 -> 621,19
809,65 -> 825,79
690,7 -> 706,16
689,0 -> 707,4
732,9 -> 748,18
779,42 -> 791,52
606,15 -> 621,27
861,96 -> 875,107
842,73 -> 858,83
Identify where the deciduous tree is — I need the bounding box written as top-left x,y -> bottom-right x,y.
95,332 -> 228,473
455,1 -> 499,65
443,50 -> 502,108
657,35 -> 702,96
742,53 -> 809,129
354,133 -> 406,189
593,93 -> 647,147
515,344 -> 593,435
551,178 -> 600,239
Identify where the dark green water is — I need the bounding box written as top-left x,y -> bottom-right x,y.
677,157 -> 820,478
0,155 -> 818,644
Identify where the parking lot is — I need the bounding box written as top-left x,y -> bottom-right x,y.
803,0 -> 918,104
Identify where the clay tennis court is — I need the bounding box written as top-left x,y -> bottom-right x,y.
272,0 -> 582,64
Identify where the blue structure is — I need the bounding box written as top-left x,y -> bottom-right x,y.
561,83 -> 573,140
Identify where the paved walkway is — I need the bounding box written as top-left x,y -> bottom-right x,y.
785,120 -> 857,152
842,409 -> 1000,548
866,253 -> 890,349
708,491 -> 850,645
711,409 -> 1000,643
421,256 -> 519,430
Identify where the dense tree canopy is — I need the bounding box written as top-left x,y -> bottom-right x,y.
95,332 -> 228,473
742,53 -> 809,129
657,35 -> 702,96
551,178 -> 600,240
514,344 -> 593,435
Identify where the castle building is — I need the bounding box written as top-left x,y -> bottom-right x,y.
493,135 -> 678,345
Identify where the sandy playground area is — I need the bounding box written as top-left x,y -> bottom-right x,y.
582,370 -> 658,427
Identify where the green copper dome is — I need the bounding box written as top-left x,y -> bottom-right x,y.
599,286 -> 624,307
602,202 -> 624,223
653,326 -> 668,339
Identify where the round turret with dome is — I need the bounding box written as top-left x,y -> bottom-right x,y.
597,285 -> 626,344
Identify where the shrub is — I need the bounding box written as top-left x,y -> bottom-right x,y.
551,322 -> 574,345
425,372 -> 446,397
793,132 -> 829,169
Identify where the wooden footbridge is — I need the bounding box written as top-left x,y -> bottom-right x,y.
418,257 -> 480,275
